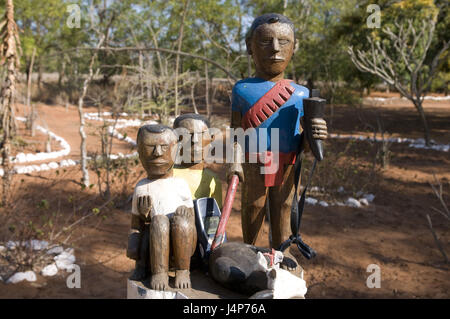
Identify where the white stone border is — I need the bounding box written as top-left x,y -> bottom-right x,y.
0,241 -> 76,284
329,133 -> 449,152
0,113 -> 151,176
10,117 -> 71,164
84,112 -> 159,147
365,95 -> 450,102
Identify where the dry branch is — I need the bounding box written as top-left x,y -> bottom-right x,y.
73,46 -> 237,81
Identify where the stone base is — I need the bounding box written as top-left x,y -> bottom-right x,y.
127,268 -> 306,299
127,279 -> 188,299
126,269 -> 246,299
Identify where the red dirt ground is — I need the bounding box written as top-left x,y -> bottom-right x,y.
0,94 -> 449,299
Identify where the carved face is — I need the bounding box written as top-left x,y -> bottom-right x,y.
137,129 -> 178,177
247,22 -> 295,79
176,118 -> 211,163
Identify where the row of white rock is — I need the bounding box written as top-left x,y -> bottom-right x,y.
305,186 -> 375,208
306,193 -> 375,208
85,112 -> 158,147
0,159 -> 79,176
0,113 -> 152,177
329,133 -> 449,152
7,117 -> 71,164
365,95 -> 450,102
0,240 -> 76,284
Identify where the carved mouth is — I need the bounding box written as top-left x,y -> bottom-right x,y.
269,57 -> 285,62
147,161 -> 167,166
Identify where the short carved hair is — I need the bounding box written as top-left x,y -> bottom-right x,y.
136,124 -> 175,145
173,113 -> 210,129
246,13 -> 295,43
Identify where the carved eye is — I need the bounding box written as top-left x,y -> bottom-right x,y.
161,145 -> 170,152
145,145 -> 155,153
279,39 -> 290,45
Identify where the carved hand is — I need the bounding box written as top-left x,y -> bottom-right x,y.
137,195 -> 152,218
226,142 -> 245,183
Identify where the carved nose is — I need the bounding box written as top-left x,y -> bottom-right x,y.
153,145 -> 163,156
272,38 -> 280,52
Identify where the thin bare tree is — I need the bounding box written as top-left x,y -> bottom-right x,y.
77,35 -> 105,188
0,0 -> 21,205
174,0 -> 190,117
26,47 -> 36,135
348,17 -> 450,146
426,175 -> 449,263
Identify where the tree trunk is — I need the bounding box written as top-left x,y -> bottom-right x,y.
414,100 -> 431,146
37,60 -> 43,89
58,59 -> 66,90
26,48 -> 36,120
26,47 -> 36,137
78,36 -> 105,188
205,62 -> 211,119
191,72 -> 199,114
0,0 -> 19,205
174,0 -> 190,117
138,51 -> 144,118
31,103 -> 36,137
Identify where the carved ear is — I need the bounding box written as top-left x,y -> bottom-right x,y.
294,38 -> 299,54
268,268 -> 277,280
245,38 -> 252,55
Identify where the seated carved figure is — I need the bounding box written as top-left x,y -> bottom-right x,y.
126,124 -> 197,290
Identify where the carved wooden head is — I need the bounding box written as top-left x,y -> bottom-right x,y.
173,113 -> 211,163
246,13 -> 295,80
137,125 -> 178,178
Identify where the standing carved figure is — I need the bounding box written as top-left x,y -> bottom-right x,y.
127,124 -> 197,290
228,13 -> 328,270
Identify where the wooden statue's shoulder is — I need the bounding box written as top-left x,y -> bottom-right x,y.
290,82 -> 309,98
233,77 -> 274,97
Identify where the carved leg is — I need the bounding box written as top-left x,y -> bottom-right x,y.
241,163 -> 268,245
268,164 -> 295,248
130,225 -> 150,281
149,215 -> 170,290
268,164 -> 299,272
171,207 -> 197,289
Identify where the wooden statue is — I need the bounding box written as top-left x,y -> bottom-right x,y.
172,113 -> 222,206
228,13 -> 328,271
126,124 -> 197,290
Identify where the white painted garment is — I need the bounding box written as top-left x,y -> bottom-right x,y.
131,177 -> 193,219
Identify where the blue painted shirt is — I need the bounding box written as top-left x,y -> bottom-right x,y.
232,77 -> 309,154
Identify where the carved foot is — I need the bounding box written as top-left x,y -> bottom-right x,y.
174,269 -> 191,289
150,272 -> 169,291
